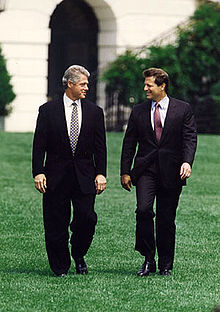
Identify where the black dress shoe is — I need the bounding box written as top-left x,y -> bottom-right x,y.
159,269 -> 171,276
74,257 -> 88,275
137,260 -> 156,276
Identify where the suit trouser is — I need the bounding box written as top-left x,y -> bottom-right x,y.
43,169 -> 96,275
135,168 -> 182,270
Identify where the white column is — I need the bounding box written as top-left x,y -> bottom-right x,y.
0,6 -> 51,131
85,0 -> 117,110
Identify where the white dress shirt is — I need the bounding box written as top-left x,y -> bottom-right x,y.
151,95 -> 169,130
63,93 -> 82,136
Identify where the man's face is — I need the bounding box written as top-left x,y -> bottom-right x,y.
67,74 -> 89,100
144,76 -> 165,102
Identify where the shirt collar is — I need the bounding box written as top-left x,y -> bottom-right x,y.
152,95 -> 169,110
63,93 -> 81,108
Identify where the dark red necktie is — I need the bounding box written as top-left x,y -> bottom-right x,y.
154,103 -> 162,142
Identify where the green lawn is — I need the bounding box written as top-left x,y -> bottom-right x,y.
0,132 -> 219,312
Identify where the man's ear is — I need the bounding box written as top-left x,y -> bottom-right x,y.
67,80 -> 73,88
161,82 -> 166,91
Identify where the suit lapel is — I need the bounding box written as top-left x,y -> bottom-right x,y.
78,99 -> 87,140
143,100 -> 157,141
140,101 -> 154,133
147,101 -> 156,139
77,99 -> 87,142
160,97 -> 177,143
147,100 -> 153,129
74,99 -> 89,152
53,99 -> 71,148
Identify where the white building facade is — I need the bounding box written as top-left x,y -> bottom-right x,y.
0,0 -> 196,132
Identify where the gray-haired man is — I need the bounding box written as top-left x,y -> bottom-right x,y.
32,65 -> 107,277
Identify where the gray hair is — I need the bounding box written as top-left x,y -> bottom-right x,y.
62,65 -> 90,89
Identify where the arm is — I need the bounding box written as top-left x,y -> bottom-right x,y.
120,110 -> 138,191
32,106 -> 47,193
94,108 -> 107,194
180,103 -> 197,180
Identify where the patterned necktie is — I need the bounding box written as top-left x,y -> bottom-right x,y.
154,102 -> 162,142
70,102 -> 79,155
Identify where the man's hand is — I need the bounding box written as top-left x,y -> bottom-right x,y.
95,174 -> 107,195
121,174 -> 132,192
34,174 -> 47,193
180,162 -> 192,180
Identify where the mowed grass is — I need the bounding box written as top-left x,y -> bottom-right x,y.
0,132 -> 219,312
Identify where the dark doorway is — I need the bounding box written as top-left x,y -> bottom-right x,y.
48,0 -> 99,102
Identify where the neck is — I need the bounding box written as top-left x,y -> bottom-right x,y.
154,93 -> 167,103
65,90 -> 78,101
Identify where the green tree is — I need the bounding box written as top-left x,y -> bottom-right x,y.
176,1 -> 220,132
102,50 -> 150,105
0,44 -> 16,116
102,2 -> 220,133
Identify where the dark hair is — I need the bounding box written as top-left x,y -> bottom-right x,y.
143,67 -> 169,93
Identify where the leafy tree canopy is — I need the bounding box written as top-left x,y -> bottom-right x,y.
102,2 -> 220,132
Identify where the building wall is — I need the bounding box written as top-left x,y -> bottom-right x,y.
0,0 -> 196,132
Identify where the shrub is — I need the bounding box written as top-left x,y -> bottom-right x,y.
0,45 -> 16,116
102,50 -> 150,105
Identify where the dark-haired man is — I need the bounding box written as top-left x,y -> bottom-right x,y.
121,68 -> 197,276
32,65 -> 107,277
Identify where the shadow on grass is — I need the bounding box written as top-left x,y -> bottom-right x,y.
91,267 -> 134,276
0,266 -> 173,282
0,267 -> 51,277
1,265 -> 136,278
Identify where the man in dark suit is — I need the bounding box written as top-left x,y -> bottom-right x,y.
32,65 -> 107,277
121,68 -> 197,276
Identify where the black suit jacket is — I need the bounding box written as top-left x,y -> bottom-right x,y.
32,98 -> 107,194
121,97 -> 197,188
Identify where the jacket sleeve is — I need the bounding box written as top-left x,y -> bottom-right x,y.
32,106 -> 47,177
120,109 -> 138,175
182,103 -> 197,166
94,108 -> 107,177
